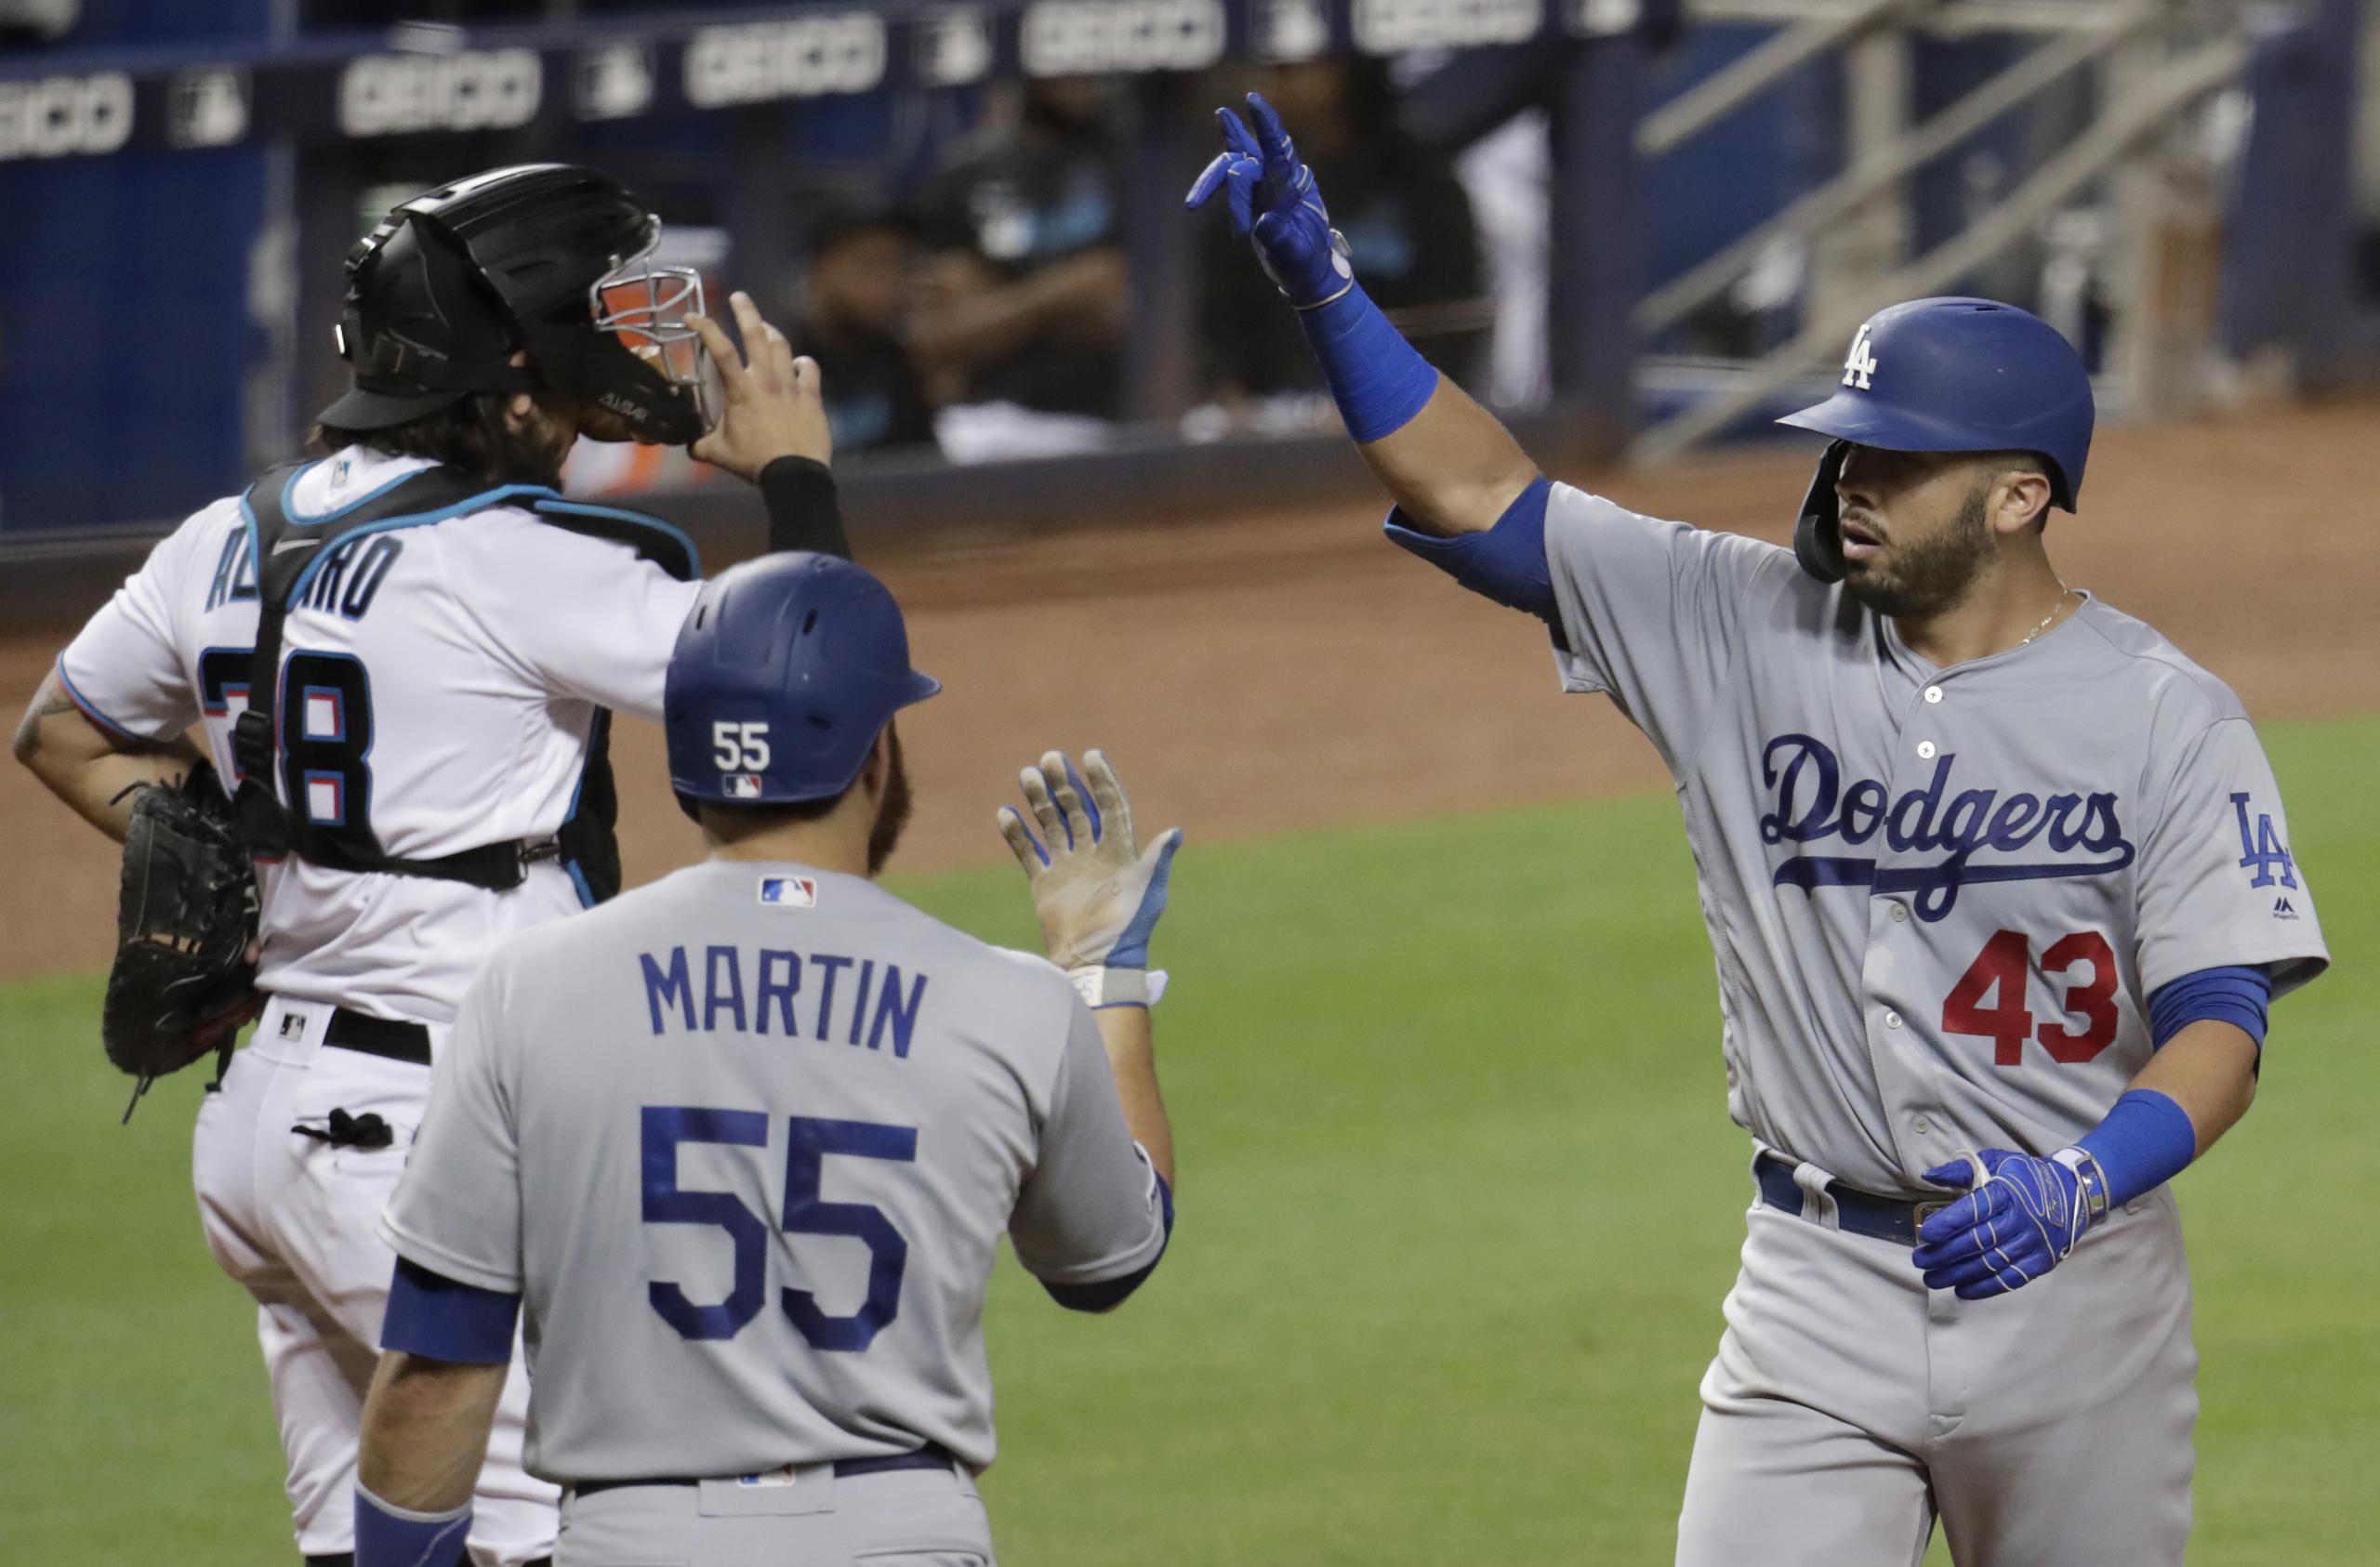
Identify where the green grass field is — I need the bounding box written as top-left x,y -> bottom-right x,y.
4,715 -> 2373,1565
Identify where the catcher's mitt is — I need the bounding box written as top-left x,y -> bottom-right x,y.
104,760 -> 261,1119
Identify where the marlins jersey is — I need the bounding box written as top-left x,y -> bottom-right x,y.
1540,484 -> 2330,1195
56,449 -> 703,1024
379,861 -> 1169,1481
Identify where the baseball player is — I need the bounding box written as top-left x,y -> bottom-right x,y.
346,551 -> 1180,1567
1192,96 -> 2329,1563
14,165 -> 853,1565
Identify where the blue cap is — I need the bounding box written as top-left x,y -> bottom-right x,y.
1778,296 -> 2096,581
664,552 -> 940,807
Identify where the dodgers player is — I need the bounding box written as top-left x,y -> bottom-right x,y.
1192,97 -> 2329,1563
347,552 -> 1180,1567
14,165 -> 846,1565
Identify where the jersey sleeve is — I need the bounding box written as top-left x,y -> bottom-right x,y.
448,515 -> 702,722
2133,717 -> 2329,1001
378,960 -> 526,1294
54,511 -> 218,741
1007,1001 -> 1170,1286
1540,483 -> 1785,772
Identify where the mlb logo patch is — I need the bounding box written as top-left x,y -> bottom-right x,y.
723,773 -> 763,799
759,876 -> 818,909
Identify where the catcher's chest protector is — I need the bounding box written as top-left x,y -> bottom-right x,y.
231,460 -> 696,901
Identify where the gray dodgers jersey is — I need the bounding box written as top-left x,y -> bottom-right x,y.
380,861 -> 1168,1482
1540,484 -> 2329,1195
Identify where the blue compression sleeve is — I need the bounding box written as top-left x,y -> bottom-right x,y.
2145,965 -> 2272,1048
1042,1173 -> 1173,1312
1296,282 -> 1440,442
2075,1089 -> 2200,1209
355,1481 -> 470,1567
1382,477 -> 1555,621
380,1258 -> 522,1364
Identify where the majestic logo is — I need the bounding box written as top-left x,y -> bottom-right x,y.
1759,734 -> 2135,921
2230,793 -> 2297,889
1842,323 -> 1879,390
2272,896 -> 2299,921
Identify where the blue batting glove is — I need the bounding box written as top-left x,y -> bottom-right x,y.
1911,1148 -> 2106,1299
1183,92 -> 1354,309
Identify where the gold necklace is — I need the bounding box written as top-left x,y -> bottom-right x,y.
2016,585 -> 2076,648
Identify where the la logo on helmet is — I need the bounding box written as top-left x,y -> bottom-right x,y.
1842,323 -> 1880,390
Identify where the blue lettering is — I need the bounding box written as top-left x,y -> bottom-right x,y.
1940,787 -> 1996,854
847,959 -> 876,1047
2043,794 -> 2086,852
1985,792 -> 2043,849
304,540 -> 355,614
868,968 -> 930,1059
811,954 -> 853,1041
2231,793 -> 2298,889
1840,780 -> 1887,844
340,537 -> 403,619
641,948 -> 694,1034
1759,734 -> 1839,844
1758,733 -> 2136,921
1885,756 -> 1954,850
205,529 -> 244,613
704,944 -> 747,1033
757,950 -> 801,1036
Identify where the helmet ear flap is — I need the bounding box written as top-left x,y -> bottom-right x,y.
1794,441 -> 1851,584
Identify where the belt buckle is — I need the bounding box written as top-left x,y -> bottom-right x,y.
1912,1198 -> 1950,1230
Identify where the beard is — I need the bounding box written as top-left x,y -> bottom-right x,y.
1842,481 -> 1992,620
866,724 -> 914,877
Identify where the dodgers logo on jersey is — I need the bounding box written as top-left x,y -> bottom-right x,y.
758,876 -> 818,908
2228,793 -> 2298,889
1758,734 -> 2135,921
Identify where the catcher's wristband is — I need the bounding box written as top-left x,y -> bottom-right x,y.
1070,966 -> 1169,1010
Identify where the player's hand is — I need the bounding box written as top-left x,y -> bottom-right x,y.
996,749 -> 1182,973
1183,91 -> 1353,309
687,291 -> 832,482
1911,1148 -> 2100,1300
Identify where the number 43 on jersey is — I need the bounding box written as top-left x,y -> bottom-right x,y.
1942,928 -> 2120,1066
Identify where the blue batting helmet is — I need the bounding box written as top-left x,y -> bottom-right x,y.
665,552 -> 941,810
1778,296 -> 2095,582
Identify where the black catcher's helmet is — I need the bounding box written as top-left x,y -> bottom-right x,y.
320,164 -> 711,444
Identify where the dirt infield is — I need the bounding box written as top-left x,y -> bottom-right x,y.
5,399 -> 2375,984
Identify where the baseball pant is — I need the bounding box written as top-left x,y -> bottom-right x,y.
1674,1165 -> 2197,1567
193,995 -> 559,1564
557,1464 -> 994,1566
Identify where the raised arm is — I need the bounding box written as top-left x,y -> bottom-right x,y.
1186,93 -> 1538,537
996,748 -> 1182,1185
685,291 -> 851,560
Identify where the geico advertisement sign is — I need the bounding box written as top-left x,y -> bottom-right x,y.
0,72 -> 133,160
684,18 -> 888,107
338,49 -> 543,138
1022,0 -> 1225,75
1354,0 -> 1540,52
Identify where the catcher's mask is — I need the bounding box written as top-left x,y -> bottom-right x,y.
321,164 -> 714,445
1777,296 -> 2094,583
